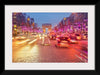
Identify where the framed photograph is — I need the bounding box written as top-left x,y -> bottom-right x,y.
1,0 -> 100,75
5,4 -> 94,69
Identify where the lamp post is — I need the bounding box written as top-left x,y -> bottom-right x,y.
13,24 -> 17,39
63,18 -> 67,32
32,22 -> 34,33
27,17 -> 30,38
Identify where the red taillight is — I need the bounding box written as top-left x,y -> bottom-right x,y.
77,36 -> 81,40
58,43 -> 60,46
68,38 -> 71,41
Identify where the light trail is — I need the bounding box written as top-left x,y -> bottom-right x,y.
68,44 -> 88,61
12,37 -> 14,40
28,39 -> 37,44
17,39 -> 30,44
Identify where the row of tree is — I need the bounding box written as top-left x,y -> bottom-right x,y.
57,13 -> 88,28
12,13 -> 34,26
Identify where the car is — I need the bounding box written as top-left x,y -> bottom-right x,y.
56,34 -> 61,38
49,34 -> 56,40
70,33 -> 76,39
82,33 -> 88,40
75,34 -> 81,40
48,31 -> 56,40
50,35 -> 56,40
57,36 -> 78,44
55,37 -> 70,48
31,33 -> 38,38
55,42 -> 69,48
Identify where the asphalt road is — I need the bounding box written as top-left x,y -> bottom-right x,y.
12,37 -> 88,63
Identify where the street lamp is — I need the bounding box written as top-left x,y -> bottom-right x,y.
64,18 -> 67,32
13,24 -> 17,39
64,17 -> 66,20
14,24 -> 17,27
27,17 -> 30,21
27,17 -> 30,38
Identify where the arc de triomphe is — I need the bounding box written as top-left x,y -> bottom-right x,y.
42,23 -> 52,33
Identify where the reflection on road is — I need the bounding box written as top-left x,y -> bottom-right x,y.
12,35 -> 88,63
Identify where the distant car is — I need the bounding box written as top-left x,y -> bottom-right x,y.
75,34 -> 81,40
49,34 -> 56,40
70,33 -> 75,39
82,33 -> 88,40
48,31 -> 56,40
56,34 -> 61,38
32,33 -> 38,38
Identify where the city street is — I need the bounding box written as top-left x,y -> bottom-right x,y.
12,12 -> 88,63
12,37 -> 88,63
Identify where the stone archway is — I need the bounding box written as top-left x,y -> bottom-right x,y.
42,24 -> 52,33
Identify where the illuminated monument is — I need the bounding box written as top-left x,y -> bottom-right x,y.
42,23 -> 52,33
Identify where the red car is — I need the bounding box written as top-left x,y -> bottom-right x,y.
55,37 -> 71,48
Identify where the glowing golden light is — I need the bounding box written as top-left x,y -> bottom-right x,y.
64,18 -> 66,20
16,37 -> 19,39
27,18 -> 30,21
12,37 -> 14,39
14,28 -> 17,30
14,25 -> 17,27
21,37 -> 26,39
14,13 -> 16,15
28,39 -> 37,44
17,39 -> 30,44
77,37 -> 81,40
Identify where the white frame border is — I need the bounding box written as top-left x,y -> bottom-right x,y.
5,5 -> 95,70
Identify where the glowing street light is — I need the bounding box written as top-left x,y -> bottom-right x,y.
64,17 -> 66,20
27,18 -> 30,21
14,24 -> 17,27
14,28 -> 16,31
14,12 -> 16,15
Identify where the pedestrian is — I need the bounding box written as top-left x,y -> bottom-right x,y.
41,34 -> 50,45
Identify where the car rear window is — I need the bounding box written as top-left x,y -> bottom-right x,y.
75,34 -> 80,36
59,37 -> 68,40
